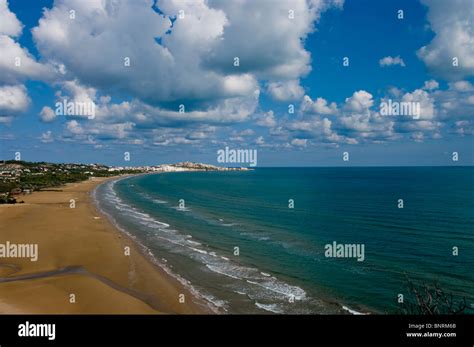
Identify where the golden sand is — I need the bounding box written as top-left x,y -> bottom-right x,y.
0,177 -> 210,314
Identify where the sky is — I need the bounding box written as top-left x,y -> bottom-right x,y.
0,0 -> 473,167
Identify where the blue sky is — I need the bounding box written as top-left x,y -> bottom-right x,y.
0,0 -> 473,166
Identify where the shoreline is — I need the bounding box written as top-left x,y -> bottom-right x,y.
0,175 -> 212,314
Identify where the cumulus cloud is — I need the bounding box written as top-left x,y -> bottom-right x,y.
423,79 -> 439,90
28,0 -> 343,136
64,118 -> 136,142
288,115 -> 345,144
449,80 -> 474,92
40,130 -> 54,143
417,0 -> 474,80
0,84 -> 30,123
204,0 -> 344,80
0,0 -> 53,85
0,0 -> 53,124
255,136 -> 266,146
267,80 -> 304,101
0,0 -> 22,37
379,55 -> 406,67
291,138 -> 308,147
401,89 -> 436,120
433,80 -> 474,123
39,106 -> 56,122
454,120 -> 474,136
284,79 -> 472,146
32,0 -> 253,112
0,35 -> 53,84
255,110 -> 277,128
344,90 -> 374,113
301,95 -> 338,115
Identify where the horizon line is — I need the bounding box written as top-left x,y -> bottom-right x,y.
1,159 -> 472,169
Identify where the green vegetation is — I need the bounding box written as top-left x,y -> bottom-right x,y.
0,160 -> 141,204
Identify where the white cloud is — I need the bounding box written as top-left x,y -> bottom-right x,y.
0,35 -> 53,84
205,0 -> 344,80
379,56 -> 406,67
401,89 -> 436,120
239,129 -> 255,136
40,130 -> 54,143
417,0 -> 474,80
65,118 -> 136,141
0,0 -> 22,36
423,79 -> 439,90
0,1 -> 52,124
255,110 -> 277,128
0,0 -> 53,85
291,138 -> 307,147
255,136 -> 265,146
66,120 -> 84,135
0,84 -> 30,122
433,80 -> 474,122
410,132 -> 424,142
267,80 -> 304,101
344,90 -> 374,113
301,95 -> 338,115
285,81 -> 467,146
449,80 -> 474,92
288,116 -> 345,144
39,106 -> 56,122
30,0 -> 342,130
454,120 -> 474,135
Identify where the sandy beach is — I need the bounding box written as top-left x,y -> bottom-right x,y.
0,176 -> 210,314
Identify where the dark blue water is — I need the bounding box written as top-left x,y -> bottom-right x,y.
94,167 -> 474,314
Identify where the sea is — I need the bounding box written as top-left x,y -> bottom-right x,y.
93,167 -> 474,314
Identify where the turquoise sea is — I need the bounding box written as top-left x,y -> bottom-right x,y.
94,167 -> 474,314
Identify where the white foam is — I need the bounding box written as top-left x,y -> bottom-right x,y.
342,305 -> 368,315
93,175 -> 312,314
186,240 -> 202,246
246,279 -> 306,301
201,293 -> 228,310
173,206 -> 191,212
206,264 -> 242,280
190,247 -> 208,255
255,302 -> 284,314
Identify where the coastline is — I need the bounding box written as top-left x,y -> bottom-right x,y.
0,175 -> 211,314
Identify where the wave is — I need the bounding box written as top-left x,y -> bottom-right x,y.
92,178 -> 223,314
342,305 -> 368,315
255,302 -> 285,314
93,177 -> 311,313
137,191 -> 169,205
171,206 -> 192,212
